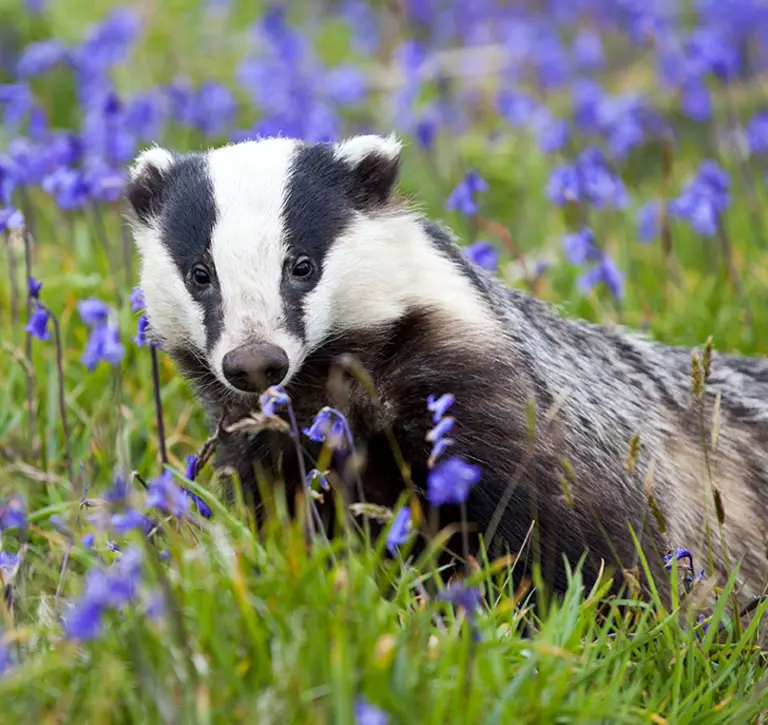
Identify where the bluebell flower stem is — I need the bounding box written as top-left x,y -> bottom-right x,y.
4,230 -> 18,341
460,500 -> 470,576
20,210 -> 34,461
41,303 -> 73,483
284,403 -> 319,539
150,346 -> 168,465
54,465 -> 88,606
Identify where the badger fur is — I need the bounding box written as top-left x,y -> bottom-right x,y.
125,133 -> 768,617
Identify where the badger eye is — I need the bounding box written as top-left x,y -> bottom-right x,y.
292,256 -> 314,279
190,265 -> 212,287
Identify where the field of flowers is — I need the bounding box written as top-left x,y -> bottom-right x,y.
2,0 -> 768,722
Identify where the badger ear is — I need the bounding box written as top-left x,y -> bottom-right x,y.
334,133 -> 402,210
125,146 -> 176,225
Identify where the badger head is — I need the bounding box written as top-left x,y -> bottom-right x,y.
125,134 -> 494,400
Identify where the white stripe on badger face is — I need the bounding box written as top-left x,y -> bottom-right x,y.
134,223 -> 208,352
302,211 -> 499,349
206,139 -> 305,391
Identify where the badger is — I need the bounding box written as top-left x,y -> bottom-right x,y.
125,133 -> 768,619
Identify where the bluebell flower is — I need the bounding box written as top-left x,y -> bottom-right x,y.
42,167 -> 90,210
83,159 -> 126,203
577,254 -> 624,301
133,316 -> 150,346
426,457 -> 481,506
104,476 -> 132,506
28,276 -> 42,300
535,113 -> 569,154
463,241 -> 498,272
681,81 -> 712,123
0,206 -> 23,233
669,160 -> 730,236
0,630 -> 12,674
563,227 -> 601,265
191,82 -> 237,137
426,416 -> 454,443
0,495 -> 26,532
81,533 -> 95,550
438,582 -> 482,640
181,455 -> 213,520
124,89 -> 168,140
386,507 -> 413,556
572,28 -> 605,71
577,147 -> 629,209
25,304 -> 51,341
497,90 -> 541,127
303,406 -> 350,449
76,7 -> 142,72
663,546 -> 693,571
445,171 -> 488,216
16,40 -> 71,78
305,469 -> 330,491
0,83 -> 34,128
81,321 -> 125,370
0,551 -> 19,577
426,393 -> 454,424
325,65 -> 368,106
129,287 -> 146,312
261,385 -> 291,417
146,470 -> 191,519
78,298 -> 125,370
354,697 -> 389,725
637,201 -> 662,243
64,545 -> 144,641
746,111 -> 768,155
110,510 -> 155,536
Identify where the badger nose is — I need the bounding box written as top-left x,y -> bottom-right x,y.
221,343 -> 289,393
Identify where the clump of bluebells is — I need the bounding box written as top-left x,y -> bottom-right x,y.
77,298 -> 125,370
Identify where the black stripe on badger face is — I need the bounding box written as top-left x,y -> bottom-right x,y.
158,154 -> 223,353
279,143 -> 355,341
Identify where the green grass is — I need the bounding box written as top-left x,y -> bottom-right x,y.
1,1 -> 768,722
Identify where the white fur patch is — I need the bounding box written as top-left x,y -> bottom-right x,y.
129,145 -> 175,180
206,139 -> 304,391
333,133 -> 402,167
133,223 -> 208,352
302,212 -> 499,349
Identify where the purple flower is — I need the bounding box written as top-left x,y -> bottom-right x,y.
535,114 -> 569,154
681,81 -> 712,123
0,206 -> 23,233
146,470 -> 191,519
563,227 -> 600,265
129,287 -> 146,312
0,83 -> 34,128
25,303 -> 51,341
572,28 -> 604,71
464,240 -> 499,272
325,65 -> 368,106
445,171 -> 488,216
191,82 -> 237,137
577,254 -> 624,301
354,697 -> 389,725
303,406 -> 350,449
0,551 -> 20,577
438,582 -> 482,640
664,546 -> 693,571
498,90 -> 541,127
0,631 -> 10,674
746,112 -> 768,155
669,160 -> 730,236
548,147 -> 628,209
64,546 -> 144,641
16,40 -> 70,78
181,455 -> 213,520
261,385 -> 291,417
305,469 -> 330,491
133,316 -> 150,346
81,533 -> 95,550
81,322 -> 125,370
427,393 -> 454,423
426,457 -> 481,506
386,507 -> 413,556
28,276 -> 42,299
637,201 -> 662,243
109,509 -> 155,536
42,168 -> 90,210
78,298 -> 124,369
146,591 -> 165,621
0,496 -> 26,532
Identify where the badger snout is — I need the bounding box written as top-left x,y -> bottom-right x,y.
221,342 -> 289,393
